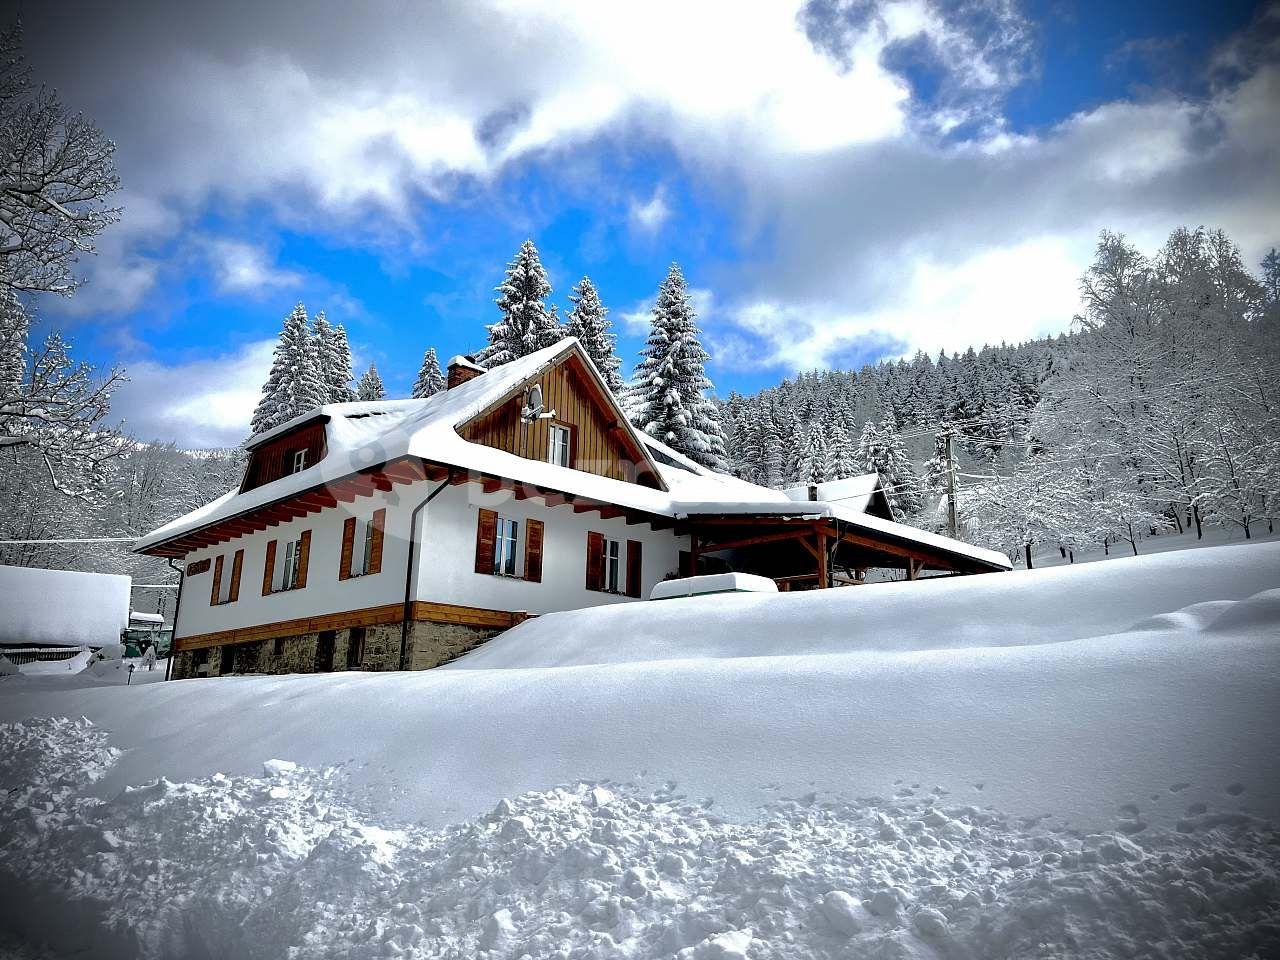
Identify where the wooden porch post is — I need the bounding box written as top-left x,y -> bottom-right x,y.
816,527 -> 829,589
689,531 -> 700,577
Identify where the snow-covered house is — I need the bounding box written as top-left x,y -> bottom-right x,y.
135,339 -> 1010,679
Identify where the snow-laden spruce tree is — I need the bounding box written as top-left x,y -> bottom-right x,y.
826,423 -> 857,480
565,277 -> 623,393
479,240 -> 563,367
795,423 -> 828,485
250,303 -> 327,434
312,313 -> 356,403
357,362 -> 386,401
412,347 -> 445,399
857,417 -> 922,517
630,263 -> 728,471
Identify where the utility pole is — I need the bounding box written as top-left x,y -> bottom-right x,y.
944,429 -> 959,540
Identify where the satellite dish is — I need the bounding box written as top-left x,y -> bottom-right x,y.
520,383 -> 557,422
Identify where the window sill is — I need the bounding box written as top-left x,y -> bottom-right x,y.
269,585 -> 303,595
210,599 -> 237,607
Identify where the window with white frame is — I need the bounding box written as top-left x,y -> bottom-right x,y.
351,516 -> 376,576
290,449 -> 308,474
603,537 -> 622,593
547,424 -> 571,467
277,536 -> 303,591
493,516 -> 521,577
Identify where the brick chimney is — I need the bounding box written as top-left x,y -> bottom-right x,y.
446,355 -> 486,389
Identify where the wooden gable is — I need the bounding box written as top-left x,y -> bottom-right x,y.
241,418 -> 328,493
460,352 -> 664,490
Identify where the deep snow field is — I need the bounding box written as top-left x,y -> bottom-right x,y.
2,541 -> 1279,958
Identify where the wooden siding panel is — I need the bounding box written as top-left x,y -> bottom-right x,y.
459,355 -> 653,486
242,420 -> 327,492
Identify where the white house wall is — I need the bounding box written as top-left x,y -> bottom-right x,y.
416,484 -> 688,615
174,478 -> 689,640
173,481 -> 425,640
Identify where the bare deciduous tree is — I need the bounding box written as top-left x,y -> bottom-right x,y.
0,23 -> 120,295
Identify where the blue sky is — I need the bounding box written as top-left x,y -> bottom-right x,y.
19,0 -> 1279,446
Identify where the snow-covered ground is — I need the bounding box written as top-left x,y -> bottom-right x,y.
1,541 -> 1278,958
1030,522 -> 1280,569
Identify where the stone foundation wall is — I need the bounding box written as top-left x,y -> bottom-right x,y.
170,617 -> 504,679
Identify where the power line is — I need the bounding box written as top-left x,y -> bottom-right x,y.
0,537 -> 138,544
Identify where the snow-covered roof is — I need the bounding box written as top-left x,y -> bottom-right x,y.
129,611 -> 165,624
0,565 -> 130,647
782,474 -> 882,511
447,354 -> 486,372
134,338 -> 1009,571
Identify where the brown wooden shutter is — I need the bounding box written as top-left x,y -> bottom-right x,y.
210,554 -> 224,605
524,518 -> 544,583
368,508 -> 386,575
262,540 -> 277,596
296,530 -> 312,587
475,509 -> 498,575
229,549 -> 244,602
626,539 -> 642,598
568,425 -> 579,469
585,530 -> 604,591
339,516 -> 356,581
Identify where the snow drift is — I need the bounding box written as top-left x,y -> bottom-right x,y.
1,542 -> 1278,957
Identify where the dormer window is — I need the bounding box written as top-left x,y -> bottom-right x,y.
548,424 -> 571,468
290,449 -> 308,474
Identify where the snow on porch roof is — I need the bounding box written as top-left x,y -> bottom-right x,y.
782,474 -> 882,510
669,500 -> 1012,572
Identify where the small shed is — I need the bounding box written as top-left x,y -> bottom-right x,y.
0,565 -> 131,650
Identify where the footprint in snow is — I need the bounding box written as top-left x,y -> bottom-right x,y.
1186,802 -> 1208,817
1226,783 -> 1245,796
1118,803 -> 1140,818
1170,782 -> 1191,793
973,782 -> 985,792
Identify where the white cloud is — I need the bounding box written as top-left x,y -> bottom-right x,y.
205,239 -> 304,296
111,340 -> 275,447
24,1 -> 1280,379
726,238 -> 1086,369
629,187 -> 671,234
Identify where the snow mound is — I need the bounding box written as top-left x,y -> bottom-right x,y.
2,717 -> 1278,959
453,541 -> 1280,669
0,654 -> 16,677
1204,587 -> 1280,634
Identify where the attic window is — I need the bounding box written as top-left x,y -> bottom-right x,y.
290,450 -> 308,474
645,444 -> 698,474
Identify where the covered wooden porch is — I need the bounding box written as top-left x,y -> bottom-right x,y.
682,514 -> 1004,590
